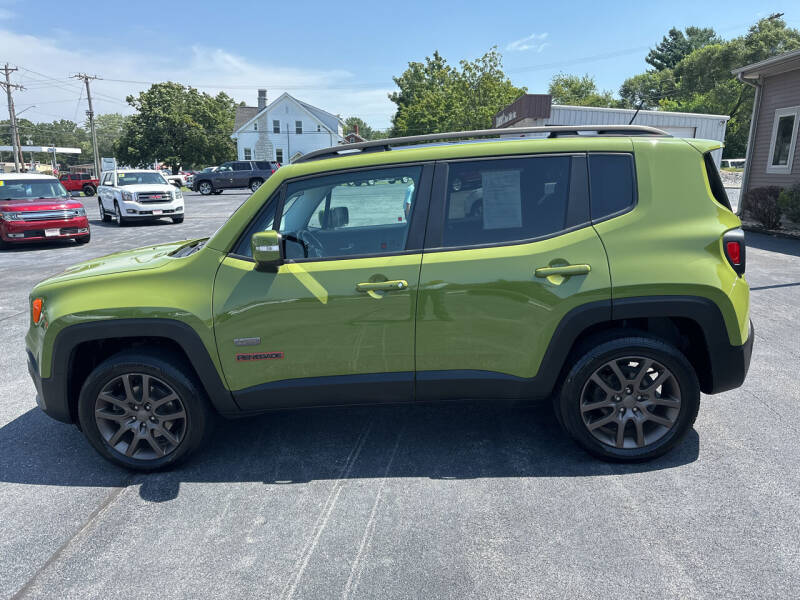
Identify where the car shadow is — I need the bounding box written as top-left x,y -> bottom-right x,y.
90,218 -> 176,228
746,231 -> 800,257
0,401 -> 700,502
0,240 -> 82,252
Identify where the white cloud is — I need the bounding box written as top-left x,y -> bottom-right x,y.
506,32 -> 550,52
0,28 -> 396,129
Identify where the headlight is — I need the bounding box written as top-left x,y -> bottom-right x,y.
173,189 -> 183,199
122,191 -> 134,202
0,212 -> 21,221
74,208 -> 86,217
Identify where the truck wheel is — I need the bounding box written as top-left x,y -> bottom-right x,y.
98,200 -> 111,222
197,181 -> 213,195
77,350 -> 214,471
114,202 -> 126,227
556,334 -> 700,462
249,178 -> 263,193
76,234 -> 91,244
83,185 -> 96,196
172,216 -> 184,224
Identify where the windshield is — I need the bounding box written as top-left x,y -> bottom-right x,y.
0,179 -> 68,200
117,172 -> 168,186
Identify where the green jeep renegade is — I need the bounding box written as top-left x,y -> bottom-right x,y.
25,125 -> 753,470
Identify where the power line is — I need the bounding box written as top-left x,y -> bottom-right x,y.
2,63 -> 25,171
72,73 -> 102,177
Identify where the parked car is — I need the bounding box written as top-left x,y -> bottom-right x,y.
1,173 -> 89,246
160,170 -> 186,188
26,125 -> 752,470
58,172 -> 99,196
97,169 -> 184,226
185,167 -> 215,189
720,158 -> 746,169
192,160 -> 279,195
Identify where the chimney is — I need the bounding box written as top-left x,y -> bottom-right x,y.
258,89 -> 267,110
354,124 -> 359,135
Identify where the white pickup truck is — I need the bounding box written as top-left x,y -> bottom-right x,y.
97,169 -> 185,226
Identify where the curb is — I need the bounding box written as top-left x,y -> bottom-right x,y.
742,224 -> 800,241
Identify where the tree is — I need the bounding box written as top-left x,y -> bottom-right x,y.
116,82 -> 237,171
548,73 -> 621,107
92,113 -> 129,160
344,116 -> 384,140
389,47 -> 526,136
646,26 -> 720,71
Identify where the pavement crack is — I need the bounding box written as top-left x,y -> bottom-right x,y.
11,480 -> 132,599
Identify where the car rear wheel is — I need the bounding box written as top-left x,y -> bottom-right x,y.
172,216 -> 184,224
83,185 -> 96,196
212,190 -> 223,195
114,202 -> 125,226
78,350 -> 213,471
76,234 -> 90,244
198,181 -> 213,195
556,335 -> 700,461
249,178 -> 263,193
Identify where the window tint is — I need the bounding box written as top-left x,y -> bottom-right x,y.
588,154 -> 635,220
102,173 -> 113,185
772,114 -> 795,166
233,162 -> 251,171
703,152 -> 731,210
441,155 -> 574,248
280,167 -> 422,260
233,193 -> 280,258
254,161 -> 271,170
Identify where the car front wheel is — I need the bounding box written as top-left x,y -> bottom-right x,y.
249,178 -> 263,193
198,181 -> 213,195
114,202 -> 125,226
556,334 -> 700,461
78,350 -> 213,471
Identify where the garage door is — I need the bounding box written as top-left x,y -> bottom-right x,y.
661,126 -> 697,138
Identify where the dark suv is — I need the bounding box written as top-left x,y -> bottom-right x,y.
192,160 -> 280,195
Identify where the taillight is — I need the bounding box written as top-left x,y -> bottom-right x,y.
723,229 -> 746,276
32,298 -> 44,324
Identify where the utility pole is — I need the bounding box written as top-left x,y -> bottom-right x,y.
73,73 -> 101,177
2,64 -> 25,172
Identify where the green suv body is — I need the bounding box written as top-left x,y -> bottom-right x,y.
25,127 -> 753,469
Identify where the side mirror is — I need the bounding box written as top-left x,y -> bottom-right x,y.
251,230 -> 283,272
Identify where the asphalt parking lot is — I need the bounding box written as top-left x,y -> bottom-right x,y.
1,190 -> 799,599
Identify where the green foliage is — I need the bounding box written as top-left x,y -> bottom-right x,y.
343,117 -> 385,140
92,113 -> 129,160
116,82 -> 237,170
0,117 -> 91,167
777,184 -> 800,223
744,186 -> 783,229
389,47 -> 526,136
548,73 -> 621,107
646,26 -> 720,71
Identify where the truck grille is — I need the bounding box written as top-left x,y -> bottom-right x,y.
19,210 -> 82,222
137,192 -> 172,204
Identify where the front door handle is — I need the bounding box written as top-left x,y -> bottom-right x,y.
356,280 -> 408,292
535,264 -> 591,278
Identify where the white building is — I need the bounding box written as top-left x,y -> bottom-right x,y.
494,95 -> 730,165
231,90 -> 344,164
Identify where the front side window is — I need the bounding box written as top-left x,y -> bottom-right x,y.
440,155 -> 578,248
279,167 -> 421,260
273,119 -> 280,134
295,120 -> 303,134
768,107 -> 799,173
218,162 -> 234,172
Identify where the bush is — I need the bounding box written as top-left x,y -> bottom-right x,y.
745,186 -> 783,229
778,183 -> 800,224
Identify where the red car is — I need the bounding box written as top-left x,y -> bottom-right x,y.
0,174 -> 90,247
58,172 -> 99,196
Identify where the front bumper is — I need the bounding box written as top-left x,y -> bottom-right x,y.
1,217 -> 90,242
27,351 -> 72,423
119,199 -> 184,218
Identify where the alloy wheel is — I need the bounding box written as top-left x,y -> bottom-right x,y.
579,356 -> 681,449
199,182 -> 212,195
98,200 -> 104,220
94,373 -> 187,460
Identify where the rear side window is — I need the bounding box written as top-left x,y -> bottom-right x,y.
703,152 -> 732,210
440,155 -> 585,248
588,154 -> 636,220
233,162 -> 251,171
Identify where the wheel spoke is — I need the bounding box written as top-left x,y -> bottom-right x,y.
649,396 -> 681,409
125,434 -> 140,457
590,374 -> 616,396
644,412 -> 675,428
581,399 -> 614,413
634,418 -> 645,447
144,434 -> 166,457
615,419 -> 626,448
121,374 -> 136,403
98,392 -> 128,410
152,393 -> 179,409
95,408 -> 130,423
588,411 -> 618,430
608,361 -> 627,390
141,375 -> 151,405
645,369 -> 670,391
155,425 -> 179,446
632,359 -> 654,388
108,424 -> 128,447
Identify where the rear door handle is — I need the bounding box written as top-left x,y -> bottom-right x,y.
535,264 -> 591,278
356,280 -> 408,292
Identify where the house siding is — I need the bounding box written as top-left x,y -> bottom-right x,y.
746,68 -> 800,192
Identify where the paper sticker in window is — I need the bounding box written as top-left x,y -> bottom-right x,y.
482,170 -> 521,230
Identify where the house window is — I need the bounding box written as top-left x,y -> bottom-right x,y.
253,122 -> 258,131
767,106 -> 800,174
243,148 -> 252,160
276,149 -> 284,163
273,119 -> 280,134
296,120 -> 303,134
317,125 -> 321,132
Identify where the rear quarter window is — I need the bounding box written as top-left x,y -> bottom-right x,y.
703,152 -> 732,210
588,153 -> 636,220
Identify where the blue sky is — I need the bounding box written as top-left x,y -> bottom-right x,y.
0,0 -> 797,129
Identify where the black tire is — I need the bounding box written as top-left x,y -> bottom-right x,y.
83,185 -> 96,196
114,202 -> 125,226
212,190 -> 223,195
556,334 -> 700,462
171,216 -> 184,224
197,181 -> 213,195
77,350 -> 214,471
99,200 -> 111,222
75,234 -> 90,244
249,178 -> 263,193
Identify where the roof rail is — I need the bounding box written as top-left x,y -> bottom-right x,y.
294,125 -> 670,163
